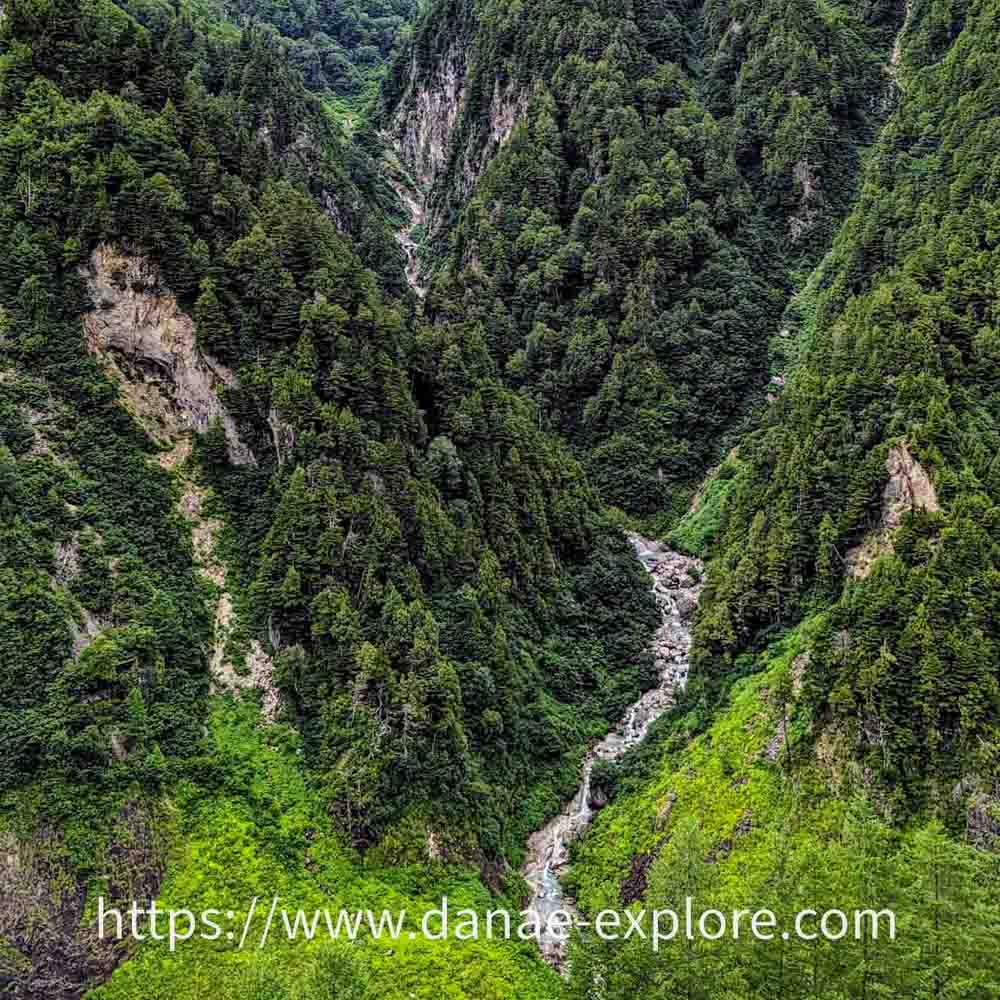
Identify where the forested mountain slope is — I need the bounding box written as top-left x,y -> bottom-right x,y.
694,0 -> 1000,812
379,0 -> 1000,995
554,0 -> 1000,993
379,0 -> 903,523
213,0 -> 417,103
2,0 -> 1000,997
0,0 -> 654,994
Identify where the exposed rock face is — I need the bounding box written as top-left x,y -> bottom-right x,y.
80,244 -> 255,467
81,246 -> 279,717
460,76 -> 528,200
847,442 -> 940,579
385,44 -> 526,287
888,0 -> 913,93
620,838 -> 667,906
485,77 -> 526,153
163,438 -> 240,690
790,651 -> 808,698
53,536 -> 80,585
655,789 -> 678,832
244,640 -> 280,723
388,46 -> 467,203
883,442 -> 940,522
953,778 -> 1000,851
153,385 -> 278,717
967,790 -> 1000,850
389,63 -> 527,206
763,716 -> 790,764
789,159 -> 821,242
388,176 -> 428,298
0,802 -> 164,1000
522,535 -> 702,967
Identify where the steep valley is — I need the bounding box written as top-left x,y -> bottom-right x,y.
2,0 -> 1000,998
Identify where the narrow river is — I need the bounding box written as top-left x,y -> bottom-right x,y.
522,533 -> 703,966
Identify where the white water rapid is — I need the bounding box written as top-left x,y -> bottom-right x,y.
521,534 -> 703,966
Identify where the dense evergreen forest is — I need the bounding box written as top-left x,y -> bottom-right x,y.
380,0 -> 904,524
2,0 -> 1000,997
214,0 -> 417,102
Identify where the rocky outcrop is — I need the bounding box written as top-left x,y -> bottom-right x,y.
52,536 -> 80,585
655,790 -> 678,832
81,246 -> 279,716
81,244 -> 254,467
846,443 -> 940,579
163,437 -> 240,689
387,45 -> 467,204
388,176 -> 428,298
953,778 -> 1000,851
384,43 -> 527,287
882,443 -> 940,522
620,838 -> 668,906
388,60 -> 527,207
887,0 -> 913,95
789,159 -> 822,242
967,790 -> 1000,850
0,802 -> 164,1000
244,640 -> 280,723
160,430 -> 278,716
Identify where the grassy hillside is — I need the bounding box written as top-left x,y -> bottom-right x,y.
564,622 -> 1000,997
88,700 -> 561,1000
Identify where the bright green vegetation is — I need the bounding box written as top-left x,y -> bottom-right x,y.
565,623 -> 1000,998
666,452 -> 743,557
4,0 -> 1000,996
89,700 -> 561,1000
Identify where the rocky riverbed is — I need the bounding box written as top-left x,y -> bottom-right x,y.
521,533 -> 703,966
